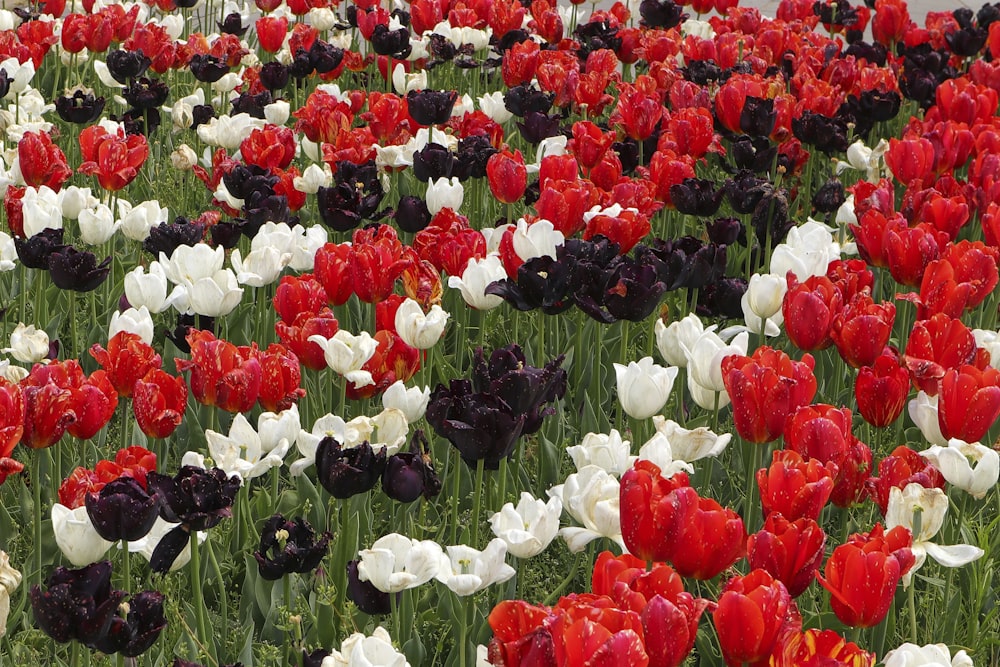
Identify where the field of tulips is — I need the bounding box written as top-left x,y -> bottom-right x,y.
2,0 -> 1000,663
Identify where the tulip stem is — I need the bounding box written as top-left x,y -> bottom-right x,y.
459,594 -> 469,667
543,553 -> 581,605
450,449 -> 461,545
907,569 -> 918,643
189,531 -> 211,660
121,541 -> 131,590
32,451 -> 42,587
472,458 -> 485,548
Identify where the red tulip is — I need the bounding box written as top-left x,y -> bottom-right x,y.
903,313 -> 980,395
67,370 -> 118,440
942,241 -> 1000,310
772,629 -> 875,666
871,0 -> 910,46
829,294 -> 895,369
619,460 -> 693,562
534,179 -> 600,237
548,595 -> 648,667
747,514 -> 826,598
782,273 -> 843,352
78,125 -> 149,192
414,209 -> 487,277
722,347 -> 817,444
865,445 -> 946,516
21,380 -> 76,449
313,243 -> 355,306
273,274 -> 330,326
175,329 -> 262,413
487,148 -> 528,205
240,124 -> 297,170
783,404 -> 871,508
816,524 -> 915,628
350,225 -> 413,304
826,258 -> 874,303
757,450 -> 836,522
884,222 -> 944,287
569,121 -> 616,171
255,16 -> 288,53
500,38 -> 539,88
713,569 -> 799,666
18,131 -> 72,191
669,493 -> 746,581
854,347 -> 910,427
591,551 -> 684,608
90,331 -> 163,398
0,379 -> 24,484
133,369 -> 187,439
850,210 -> 900,269
258,343 -> 305,412
641,593 -> 708,667
937,364 -> 1000,443
583,208 -> 651,255
884,136 -> 935,185
275,307 -> 340,372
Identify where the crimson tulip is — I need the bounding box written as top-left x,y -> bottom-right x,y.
757,450 -> 836,522
67,370 -> 118,440
313,242 -> 354,306
257,343 -> 305,412
0,379 -> 24,484
815,524 -> 915,628
619,460 -> 693,562
854,347 -> 910,427
884,222 -> 944,287
722,347 -> 816,444
569,121 -> 615,171
829,294 -> 895,369
240,124 -> 296,171
133,369 -> 187,439
78,125 -> 149,192
713,569 -> 799,666
865,445 -> 946,516
350,225 -> 413,304
871,0 -> 910,46
884,136 -> 935,184
583,208 -> 651,255
90,332 -> 163,398
21,380 -> 76,449
256,16 -> 288,53
937,364 -> 1000,443
275,308 -> 339,372
903,313 -> 981,395
782,274 -> 843,352
273,275 -> 329,325
747,514 -> 826,597
850,210 -> 899,270
175,330 -> 261,413
486,148 -> 528,205
669,492 -> 746,581
18,130 -> 72,191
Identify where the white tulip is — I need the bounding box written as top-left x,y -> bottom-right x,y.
125,262 -> 182,314
170,144 -> 198,171
118,199 -> 168,242
489,492 -> 562,559
326,626 -> 410,667
512,218 -> 564,263
886,483 -> 983,587
426,176 -> 463,215
0,551 -> 20,639
161,244 -> 225,286
231,246 -> 292,287
435,539 -> 515,596
478,91 -> 512,124
973,328 -> 1000,371
57,185 -> 96,220
0,57 -> 34,98
288,224 -> 328,272
448,255 -> 506,310
308,330 -> 378,386
0,232 -> 15,272
264,99 -> 290,125
654,314 -> 710,368
357,533 -> 443,593
51,504 -> 113,566
921,439 -> 1000,499
908,391 -> 948,447
566,429 -> 634,476
382,381 -> 431,424
741,272 -> 786,337
395,299 -> 449,350
258,405 -> 301,455
547,466 -> 624,553
884,643 -> 974,667
614,357 -> 679,420
636,432 -> 694,478
6,322 -> 48,363
683,328 -> 749,394
0,359 -> 27,382
651,416 -> 731,461
293,163 -> 333,194
196,112 -> 265,149
20,186 -> 62,237
109,306 -> 155,345
206,413 -> 290,482
184,268 -> 244,317
78,202 -> 120,245
392,62 -> 427,95
769,219 -> 842,281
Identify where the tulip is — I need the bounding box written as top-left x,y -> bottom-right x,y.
486,148 -> 528,204
206,413 -> 291,483
48,246 -> 112,292
722,347 -> 817,444
346,559 -> 392,615
308,329 -> 378,387
758,450 -> 836,522
176,329 -> 262,413
78,203 -> 120,246
30,561 -> 126,646
254,514 -> 332,580
713,569 -> 799,666
51,503 -> 114,566
654,314 -> 708,368
866,445 -> 946,516
426,176 -> 464,215
855,348 -> 910,427
921,438 -> 1000,500
937,365 -> 1000,443
20,186 -> 64,239
619,460 -> 693,562
6,322 -> 49,363
357,533 -> 443,593
329,627 -> 408,667
651,417 -> 731,462
436,539 -> 516,596
470,344 -> 567,435
127,517 -> 205,572
781,273 -> 843,352
426,379 -> 526,470
394,298 -> 449,350
741,272 -> 786,336
85,477 -> 160,543
773,629 -> 875,666
315,437 -> 386,499
132,369 -> 187,439
109,307 -> 155,345
816,524 -> 915,627
614,357 -> 679,421
90,331 -> 162,398
830,295 -> 896,368
92,590 -> 166,658
0,551 -> 20,639
381,381 -> 430,424
231,247 -> 291,287
489,492 -> 562,559
119,200 -> 169,243
883,643 -> 974,667
566,430 -> 634,476
908,390 -> 948,446
124,262 -> 180,314
547,465 -> 624,552
747,514 -> 826,597
683,329 -> 749,395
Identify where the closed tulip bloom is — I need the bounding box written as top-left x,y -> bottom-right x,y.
782,274 -> 843,352
426,177 -> 463,215
436,539 -> 515,596
448,255 -> 507,310
713,569 -> 799,666
308,329 -> 378,387
855,348 -> 910,427
78,203 -> 120,246
489,492 -> 562,559
683,329 -> 749,394
937,365 -> 1000,444
567,429 -> 634,476
6,322 -> 49,363
654,314 -> 708,368
357,533 -> 442,593
132,369 -> 187,439
651,417 -> 732,462
619,460 -> 693,562
747,514 -> 826,597
830,295 -> 896,368
908,391 -> 948,446
315,436 -> 386,499
614,357 -> 679,420
85,477 -> 160,543
124,262 -> 180,314
670,492 -> 746,580
486,148 -> 527,204
816,524 -> 915,627
381,381 -> 430,424
883,643 -> 973,667
921,438 -> 1000,500
109,307 -> 155,346
722,347 -> 817,444
741,272 -> 786,336
757,450 -> 836,522
394,298 -> 449,350
51,503 -> 114,566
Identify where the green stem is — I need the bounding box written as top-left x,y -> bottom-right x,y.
907,570 -> 917,643
189,531 -> 210,659
32,450 -> 42,587
459,594 -> 469,667
542,554 -> 581,605
449,448 -> 461,545
472,458 -> 485,548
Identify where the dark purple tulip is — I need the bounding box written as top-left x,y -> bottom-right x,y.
725,171 -> 771,214
751,189 -> 794,248
346,560 -> 391,614
639,0 -> 686,29
394,195 -> 431,233
123,76 -> 169,110
223,164 -> 278,201
705,217 -> 747,247
166,314 -> 198,353
406,89 -> 458,126
516,111 -> 562,145
254,514 -> 331,580
370,24 -> 411,57
457,135 -> 498,179
92,591 -> 167,657
844,40 -> 888,67
289,47 -> 316,80
15,228 -> 67,269
813,178 -> 847,214
55,87 -> 106,124
142,218 -> 206,258
426,379 -> 527,469
428,33 -> 458,61
303,649 -> 332,667
669,178 -> 724,217
244,192 -> 296,234
571,240 -> 624,324
977,4 -> 1000,29
31,561 -> 127,645
945,26 -> 987,57
48,247 -> 111,292
603,260 -> 668,322
85,477 -> 160,543
315,438 -> 386,499
210,220 -> 244,250
503,85 -> 553,118
106,49 -> 151,84
739,96 -> 777,137
412,143 -> 456,182
381,430 -> 441,502
471,345 -> 567,435
218,12 -> 248,35
698,277 -> 747,319
310,40 -> 344,75
683,59 -> 723,85
812,0 -> 862,29
189,54 -> 230,84
486,254 -> 577,315
190,103 -> 217,129
0,68 -> 11,99
729,135 -> 776,173
259,62 -> 290,92
316,162 -> 385,232
791,110 -> 849,155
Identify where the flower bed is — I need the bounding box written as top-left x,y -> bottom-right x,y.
0,0 -> 998,664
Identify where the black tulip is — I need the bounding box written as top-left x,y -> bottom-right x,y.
370,24 -> 411,57
189,54 -> 230,84
123,76 -> 169,111
0,68 -> 11,99
945,26 -> 988,57
15,228 -> 66,269
382,430 -> 442,502
48,247 -> 111,292
92,591 -> 167,657
218,12 -> 248,36
106,49 -> 151,84
190,103 -> 217,129
503,85 -> 553,117
425,379 -> 526,469
259,62 -> 290,92
55,87 -> 106,124
309,40 -> 344,75
604,260 -> 669,322
411,143 -> 456,182
303,649 -> 332,667
346,560 -> 391,614
486,254 -> 577,315
457,135 -> 498,179
166,314 -> 198,353
739,96 -> 777,137
670,178 -> 725,217
698,276 -> 747,319
254,514 -> 332,580
230,90 -> 273,119
31,561 -> 126,645
471,345 -> 567,435
791,110 -> 850,154
752,189 -> 794,248
684,59 -> 723,85
143,218 -> 205,258
978,3 -> 1000,29
315,438 -> 386,499
813,178 -> 847,214
725,171 -> 771,214
844,40 -> 888,66
406,89 -> 458,126
394,195 -> 431,233
85,477 -> 160,543
639,0 -> 686,29
516,111 -> 562,145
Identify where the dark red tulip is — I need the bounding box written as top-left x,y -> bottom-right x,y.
486,148 -> 528,205
713,569 -> 799,667
722,347 -> 817,444
829,294 -> 895,369
619,460 -> 693,562
747,514 -> 826,598
782,274 -> 843,352
854,347 -> 910,427
757,450 -> 836,523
